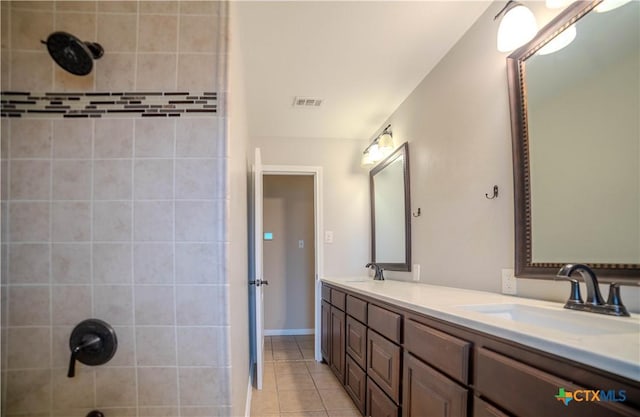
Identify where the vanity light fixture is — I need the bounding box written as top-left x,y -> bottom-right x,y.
545,0 -> 572,9
361,124 -> 394,167
495,1 -> 538,52
537,24 -> 577,55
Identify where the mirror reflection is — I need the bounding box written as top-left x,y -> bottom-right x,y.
370,142 -> 411,271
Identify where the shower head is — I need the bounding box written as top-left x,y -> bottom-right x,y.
41,31 -> 104,76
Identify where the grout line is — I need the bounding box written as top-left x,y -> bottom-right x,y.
47,119 -> 53,417
90,117 -> 97,409
172,104 -> 181,417
131,111 -> 139,416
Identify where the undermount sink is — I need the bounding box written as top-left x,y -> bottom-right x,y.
344,278 -> 371,282
458,303 -> 639,335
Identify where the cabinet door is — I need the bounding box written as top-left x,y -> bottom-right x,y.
367,377 -> 399,417
321,300 -> 331,362
345,355 -> 367,414
367,329 -> 401,403
330,306 -> 346,383
403,353 -> 468,417
346,316 -> 367,369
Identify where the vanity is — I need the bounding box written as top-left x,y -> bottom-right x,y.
321,278 -> 639,417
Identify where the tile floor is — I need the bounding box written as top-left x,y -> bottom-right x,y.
250,335 -> 362,417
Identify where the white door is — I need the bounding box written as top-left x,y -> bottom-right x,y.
251,148 -> 266,389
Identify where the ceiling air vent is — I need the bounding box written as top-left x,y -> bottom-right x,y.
292,97 -> 323,108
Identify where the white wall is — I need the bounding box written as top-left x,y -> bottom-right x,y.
228,3 -> 251,415
252,137 -> 370,277
377,1 -> 640,311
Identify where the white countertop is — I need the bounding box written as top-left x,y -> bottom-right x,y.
321,276 -> 640,382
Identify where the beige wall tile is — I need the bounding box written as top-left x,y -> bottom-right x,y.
134,119 -> 175,157
136,53 -> 177,91
138,406 -> 180,416
10,160 -> 50,200
177,53 -> 217,91
95,119 -> 133,158
9,202 -> 50,242
179,15 -> 217,53
11,51 -> 53,90
175,159 -> 220,200
93,285 -> 133,325
52,368 -> 95,409
105,325 -> 135,367
11,119 -> 52,158
52,160 -> 92,200
94,159 -> 132,200
51,325 -> 72,368
52,202 -> 91,242
54,12 -> 96,42
134,159 -> 174,200
93,201 -> 132,241
180,1 -> 220,15
8,286 -> 50,326
1,7 -> 10,51
175,243 -> 223,284
52,243 -> 91,284
95,367 -> 136,407
176,285 -> 227,325
7,327 -> 50,369
97,13 -> 137,52
134,285 -> 175,325
56,1 -> 97,12
52,285 -> 91,325
177,326 -> 227,366
95,53 -> 136,91
98,1 -> 138,13
133,243 -> 173,284
136,326 -> 176,366
93,243 -> 132,284
11,9 -> 53,50
54,65 -> 96,92
137,367 -> 178,406
176,118 -> 219,157
11,1 -> 54,11
181,406 -> 232,416
140,1 -> 179,14
5,370 -> 51,415
1,50 -> 10,90
138,14 -> 177,52
53,119 -> 92,158
179,367 -> 230,406
175,200 -> 224,242
9,243 -> 50,284
133,201 -> 173,241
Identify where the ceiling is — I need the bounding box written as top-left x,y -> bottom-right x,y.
234,1 -> 492,141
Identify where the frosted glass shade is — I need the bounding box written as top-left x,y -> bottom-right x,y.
377,132 -> 394,152
595,0 -> 631,12
497,4 -> 538,52
538,24 -> 577,55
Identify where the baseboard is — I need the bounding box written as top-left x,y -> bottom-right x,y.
244,370 -> 253,417
264,328 -> 314,336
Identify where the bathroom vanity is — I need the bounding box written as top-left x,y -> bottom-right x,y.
320,278 -> 640,417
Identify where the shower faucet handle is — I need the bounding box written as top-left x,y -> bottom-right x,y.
68,335 -> 102,378
67,319 -> 118,378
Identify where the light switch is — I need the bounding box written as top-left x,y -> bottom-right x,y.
324,231 -> 334,244
298,240 -> 304,248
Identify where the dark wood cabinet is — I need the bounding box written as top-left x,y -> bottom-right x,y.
321,300 -> 331,362
367,329 -> 401,403
330,305 -> 346,383
403,353 -> 468,417
346,316 -> 367,369
368,377 -> 399,417
473,397 -> 511,417
345,355 -> 367,414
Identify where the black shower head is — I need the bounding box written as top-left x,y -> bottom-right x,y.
41,31 -> 104,76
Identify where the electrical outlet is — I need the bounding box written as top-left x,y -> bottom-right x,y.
298,240 -> 304,248
413,264 -> 420,281
502,268 -> 517,294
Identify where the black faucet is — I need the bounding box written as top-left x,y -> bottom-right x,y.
556,263 -> 630,317
366,263 -> 384,280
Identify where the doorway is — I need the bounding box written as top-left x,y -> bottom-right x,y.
263,175 -> 316,337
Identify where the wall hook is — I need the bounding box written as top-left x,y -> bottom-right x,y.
412,208 -> 421,217
485,185 -> 499,200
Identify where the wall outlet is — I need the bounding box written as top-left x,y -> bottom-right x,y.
298,240 -> 304,248
412,264 -> 420,281
501,268 -> 517,295
324,231 -> 334,244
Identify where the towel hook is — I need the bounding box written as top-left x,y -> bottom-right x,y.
412,208 -> 421,217
485,185 -> 499,200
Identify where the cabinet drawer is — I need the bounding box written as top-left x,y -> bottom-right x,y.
367,329 -> 401,403
347,295 -> 367,324
367,377 -> 399,417
476,348 -> 637,417
368,304 -> 402,343
346,316 -> 367,369
403,353 -> 468,417
331,288 -> 346,311
345,355 -> 367,414
473,397 -> 511,417
322,284 -> 331,301
405,319 -> 470,384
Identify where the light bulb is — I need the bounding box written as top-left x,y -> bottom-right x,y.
377,132 -> 394,152
497,4 -> 538,52
538,24 -> 576,55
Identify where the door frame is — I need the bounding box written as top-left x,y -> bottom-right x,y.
262,164 -> 324,362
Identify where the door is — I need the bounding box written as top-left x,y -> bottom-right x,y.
251,148 -> 266,389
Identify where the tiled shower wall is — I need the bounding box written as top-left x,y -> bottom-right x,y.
1,1 -> 230,416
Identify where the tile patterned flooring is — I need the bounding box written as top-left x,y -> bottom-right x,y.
250,335 -> 362,417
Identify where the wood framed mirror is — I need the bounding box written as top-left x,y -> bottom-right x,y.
370,142 -> 411,271
507,0 -> 639,281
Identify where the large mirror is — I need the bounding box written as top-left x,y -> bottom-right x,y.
370,142 -> 411,271
508,0 -> 640,280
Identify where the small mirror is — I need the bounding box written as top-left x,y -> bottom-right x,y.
370,142 -> 411,271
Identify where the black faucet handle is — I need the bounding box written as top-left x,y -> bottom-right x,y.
565,279 -> 583,307
606,283 -> 630,317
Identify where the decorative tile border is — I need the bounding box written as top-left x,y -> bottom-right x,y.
0,91 -> 217,118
